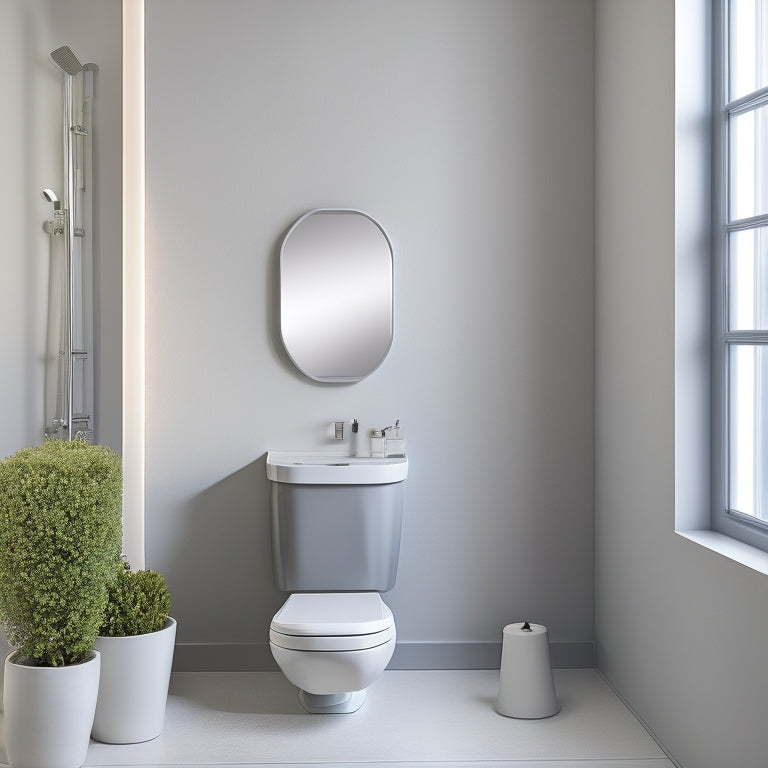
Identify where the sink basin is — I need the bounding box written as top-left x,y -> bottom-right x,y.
266,451 -> 408,485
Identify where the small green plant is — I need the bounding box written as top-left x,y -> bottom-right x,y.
0,439 -> 123,666
99,561 -> 171,637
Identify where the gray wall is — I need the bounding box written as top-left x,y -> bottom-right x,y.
0,0 -> 122,460
595,2 -> 768,766
145,0 -> 596,668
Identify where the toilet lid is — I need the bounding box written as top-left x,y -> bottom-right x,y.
271,592 -> 393,637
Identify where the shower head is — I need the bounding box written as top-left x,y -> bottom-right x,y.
50,46 -> 83,76
42,188 -> 61,210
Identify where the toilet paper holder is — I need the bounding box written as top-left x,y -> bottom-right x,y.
495,621 -> 560,719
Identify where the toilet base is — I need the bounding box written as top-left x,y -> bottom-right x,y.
298,689 -> 366,714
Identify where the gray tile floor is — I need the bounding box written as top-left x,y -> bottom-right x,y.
0,669 -> 676,768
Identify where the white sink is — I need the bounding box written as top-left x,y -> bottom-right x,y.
266,451 -> 408,485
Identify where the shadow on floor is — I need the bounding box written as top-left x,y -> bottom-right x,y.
169,671 -> 306,716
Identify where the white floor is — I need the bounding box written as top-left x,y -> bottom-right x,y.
1,669 -> 675,768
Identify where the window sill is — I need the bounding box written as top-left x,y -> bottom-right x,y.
676,529 -> 768,576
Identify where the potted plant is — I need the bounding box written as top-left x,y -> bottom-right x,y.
0,439 -> 122,768
91,559 -> 176,744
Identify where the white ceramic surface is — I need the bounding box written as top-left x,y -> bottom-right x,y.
266,451 -> 408,484
91,617 -> 177,744
270,632 -> 396,696
3,650 -> 100,768
271,592 -> 393,636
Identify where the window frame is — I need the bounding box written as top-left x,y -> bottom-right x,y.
712,0 -> 768,550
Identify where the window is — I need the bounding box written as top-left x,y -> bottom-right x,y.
715,0 -> 768,547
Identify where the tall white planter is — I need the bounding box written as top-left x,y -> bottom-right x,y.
0,627 -> 14,713
4,650 -> 100,768
92,617 -> 176,744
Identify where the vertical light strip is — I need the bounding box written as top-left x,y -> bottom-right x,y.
122,0 -> 146,568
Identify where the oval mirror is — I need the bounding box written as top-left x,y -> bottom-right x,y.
279,209 -> 394,382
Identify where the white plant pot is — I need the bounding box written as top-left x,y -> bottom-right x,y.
0,626 -> 15,713
92,617 -> 176,744
4,649 -> 100,768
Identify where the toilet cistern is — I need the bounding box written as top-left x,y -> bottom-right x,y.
266,450 -> 407,713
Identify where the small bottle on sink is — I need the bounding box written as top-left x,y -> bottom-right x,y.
370,429 -> 386,458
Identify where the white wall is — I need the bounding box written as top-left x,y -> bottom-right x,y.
595,2 -> 768,766
0,0 -> 122,460
145,0 -> 595,668
0,0 -> 121,676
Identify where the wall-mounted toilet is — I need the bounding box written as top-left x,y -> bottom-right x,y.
266,452 -> 408,714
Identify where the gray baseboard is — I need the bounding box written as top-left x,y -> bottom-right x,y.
389,641 -> 594,669
172,641 -> 594,673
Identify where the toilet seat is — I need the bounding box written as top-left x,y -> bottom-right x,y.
270,593 -> 395,652
270,625 -> 395,652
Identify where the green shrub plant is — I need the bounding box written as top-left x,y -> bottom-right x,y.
99,560 -> 171,637
0,439 -> 123,666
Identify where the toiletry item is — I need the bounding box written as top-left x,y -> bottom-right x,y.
351,419 -> 360,457
370,430 -> 385,458
383,420 -> 406,457
385,436 -> 406,457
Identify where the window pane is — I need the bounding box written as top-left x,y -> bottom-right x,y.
729,343 -> 768,521
729,227 -> 768,329
730,0 -> 768,100
729,103 -> 768,220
